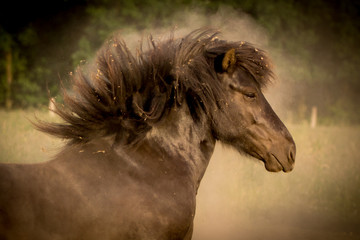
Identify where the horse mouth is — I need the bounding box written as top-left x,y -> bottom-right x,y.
266,154 -> 285,172
251,152 -> 293,173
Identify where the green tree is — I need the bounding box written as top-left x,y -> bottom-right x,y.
0,28 -> 13,109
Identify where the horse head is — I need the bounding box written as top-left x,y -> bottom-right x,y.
206,45 -> 296,172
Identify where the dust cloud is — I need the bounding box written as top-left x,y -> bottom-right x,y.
121,7 -> 269,51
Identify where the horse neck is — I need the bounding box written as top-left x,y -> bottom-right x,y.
145,104 -> 216,189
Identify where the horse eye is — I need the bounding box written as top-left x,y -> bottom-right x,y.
229,84 -> 256,100
244,92 -> 256,100
245,92 -> 256,98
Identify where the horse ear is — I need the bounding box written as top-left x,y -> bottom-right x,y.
222,48 -> 236,72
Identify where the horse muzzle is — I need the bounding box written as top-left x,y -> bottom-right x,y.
263,142 -> 296,172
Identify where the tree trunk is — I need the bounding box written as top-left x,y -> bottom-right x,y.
5,49 -> 13,109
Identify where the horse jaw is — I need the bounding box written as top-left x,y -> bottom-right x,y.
243,120 -> 296,173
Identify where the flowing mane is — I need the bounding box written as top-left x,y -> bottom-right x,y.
35,29 -> 273,145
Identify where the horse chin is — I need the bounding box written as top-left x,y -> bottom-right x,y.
249,151 -> 292,173
263,154 -> 284,172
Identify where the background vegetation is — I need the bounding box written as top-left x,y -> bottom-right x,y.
0,0 -> 359,124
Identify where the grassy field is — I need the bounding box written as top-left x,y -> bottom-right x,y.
1,110 -> 360,239
0,110 -> 63,164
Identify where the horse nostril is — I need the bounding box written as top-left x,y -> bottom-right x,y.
289,145 -> 296,164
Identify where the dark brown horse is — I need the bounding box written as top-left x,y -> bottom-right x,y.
0,29 -> 295,239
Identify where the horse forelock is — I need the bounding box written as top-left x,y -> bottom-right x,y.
35,28 -> 273,146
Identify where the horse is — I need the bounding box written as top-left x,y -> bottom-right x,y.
0,29 -> 296,240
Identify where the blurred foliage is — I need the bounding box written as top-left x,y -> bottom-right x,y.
0,0 -> 359,124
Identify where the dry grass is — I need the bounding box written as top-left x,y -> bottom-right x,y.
1,110 -> 359,239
